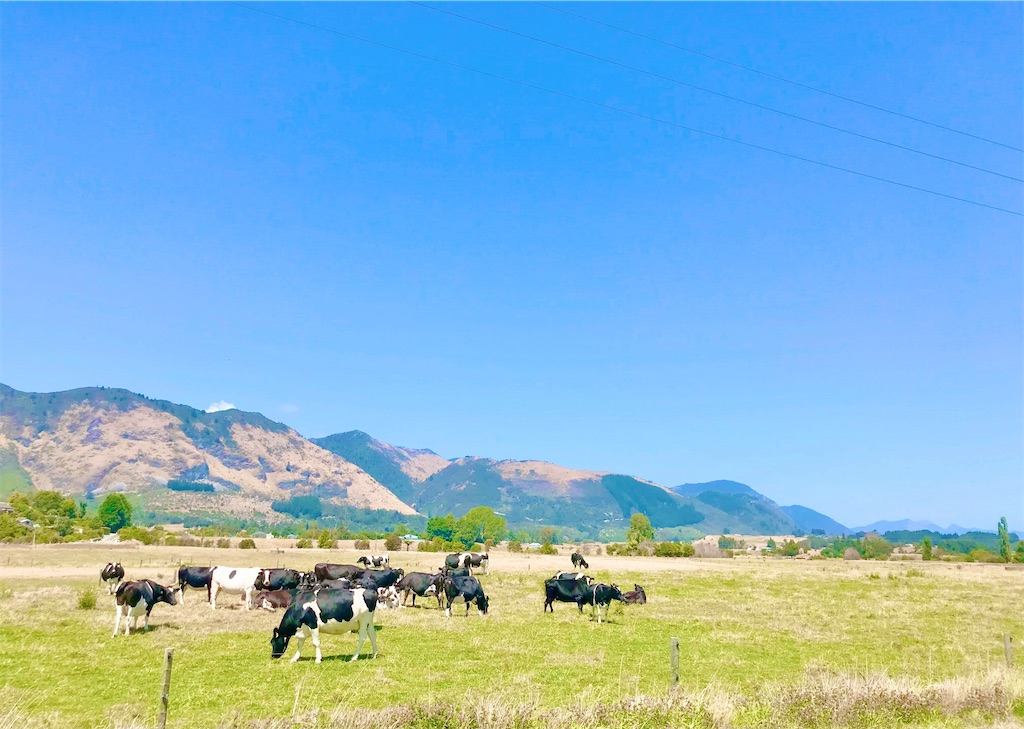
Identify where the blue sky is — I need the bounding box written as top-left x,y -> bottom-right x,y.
2,2 -> 1021,530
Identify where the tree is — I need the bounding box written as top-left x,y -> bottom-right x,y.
539,526 -> 557,545
317,530 -> 336,550
998,517 -> 1011,563
384,534 -> 403,551
97,494 -> 132,532
426,514 -> 456,541
766,538 -> 777,553
453,507 -> 506,548
921,536 -> 933,561
1015,541 -> 1024,564
627,513 -> 655,550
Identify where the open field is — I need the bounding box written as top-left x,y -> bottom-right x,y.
1,544 -> 1022,728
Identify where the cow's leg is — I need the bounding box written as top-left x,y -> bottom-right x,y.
244,587 -> 253,611
291,629 -> 306,663
351,624 -> 366,662
310,627 -> 323,664
367,621 -> 378,658
210,583 -> 219,610
465,601 -> 470,616
144,608 -> 153,631
445,597 -> 452,618
113,606 -> 122,637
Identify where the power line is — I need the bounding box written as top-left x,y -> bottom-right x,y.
534,2 -> 1024,154
412,2 -> 1021,184
231,3 -> 1022,217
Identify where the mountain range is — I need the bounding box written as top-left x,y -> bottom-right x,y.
1,383 -> 851,536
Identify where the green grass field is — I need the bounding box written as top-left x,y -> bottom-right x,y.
1,545 -> 1022,728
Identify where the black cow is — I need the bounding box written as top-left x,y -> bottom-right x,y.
113,580 -> 179,636
464,552 -> 489,574
552,571 -> 592,583
570,552 -> 589,569
397,571 -> 443,608
177,566 -> 213,603
543,578 -> 624,623
442,574 -> 489,617
357,568 -> 405,591
255,568 -> 303,591
313,563 -> 365,582
622,584 -> 647,604
100,562 -> 125,595
443,553 -> 464,569
254,589 -> 301,610
439,565 -> 470,579
270,588 -> 378,663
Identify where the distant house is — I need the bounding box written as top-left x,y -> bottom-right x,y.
252,532 -> 270,539
402,534 -> 422,542
0,502 -> 14,514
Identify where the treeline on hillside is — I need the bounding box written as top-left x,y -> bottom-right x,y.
0,490 -> 133,543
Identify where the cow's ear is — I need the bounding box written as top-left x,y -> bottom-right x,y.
273,627 -> 279,637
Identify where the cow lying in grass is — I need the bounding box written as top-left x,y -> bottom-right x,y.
113,580 -> 179,636
622,584 -> 647,604
270,588 -> 378,663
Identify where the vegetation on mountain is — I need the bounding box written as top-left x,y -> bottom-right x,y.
313,431 -> 420,504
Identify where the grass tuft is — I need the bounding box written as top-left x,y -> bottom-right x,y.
77,588 -> 96,610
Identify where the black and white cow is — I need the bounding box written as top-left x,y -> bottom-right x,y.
442,574 -> 489,617
113,580 -> 179,636
356,555 -> 389,568
552,571 -> 593,583
255,568 -> 303,592
100,562 -> 125,595
319,578 -> 352,590
210,566 -> 262,610
177,566 -> 214,603
622,584 -> 647,604
543,577 -> 624,623
396,571 -> 444,608
313,563 -> 365,582
357,567 -> 405,591
444,552 -> 489,574
376,585 -> 401,610
270,588 -> 379,663
570,552 -> 589,570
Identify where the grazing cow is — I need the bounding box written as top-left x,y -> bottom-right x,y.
571,552 -> 589,570
444,552 -> 489,574
442,574 -> 489,617
376,585 -> 401,609
313,563 -> 365,582
254,589 -> 301,610
622,584 -> 647,604
210,566 -> 262,610
255,568 -> 303,592
439,565 -> 470,580
357,567 -> 405,591
356,555 -> 389,568
177,566 -> 214,603
543,578 -> 624,622
100,562 -> 125,595
397,571 -> 444,608
552,571 -> 593,583
270,588 -> 378,663
113,580 -> 179,636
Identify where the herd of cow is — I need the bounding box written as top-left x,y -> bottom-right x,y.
101,549 -> 646,663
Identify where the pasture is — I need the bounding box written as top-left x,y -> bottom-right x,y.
0,544 -> 1022,729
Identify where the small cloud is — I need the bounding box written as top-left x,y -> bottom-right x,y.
279,404 -> 299,413
205,401 -> 237,413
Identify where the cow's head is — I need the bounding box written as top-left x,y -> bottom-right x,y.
477,593 -> 489,614
356,557 -> 368,566
270,627 -> 290,658
158,585 -> 180,607
608,584 -> 625,603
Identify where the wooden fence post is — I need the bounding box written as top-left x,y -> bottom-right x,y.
1005,635 -> 1013,668
670,637 -> 680,685
158,648 -> 173,729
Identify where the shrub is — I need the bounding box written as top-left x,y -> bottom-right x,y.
484,538 -> 495,549
216,538 -> 231,549
680,542 -> 695,557
469,543 -> 482,553
508,540 -> 522,553
354,539 -> 371,551
239,538 -> 256,550
117,526 -> 156,545
384,534 -> 403,551
317,530 -> 337,550
295,538 -> 311,549
77,589 -> 96,610
538,543 -> 557,555
654,541 -> 684,557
